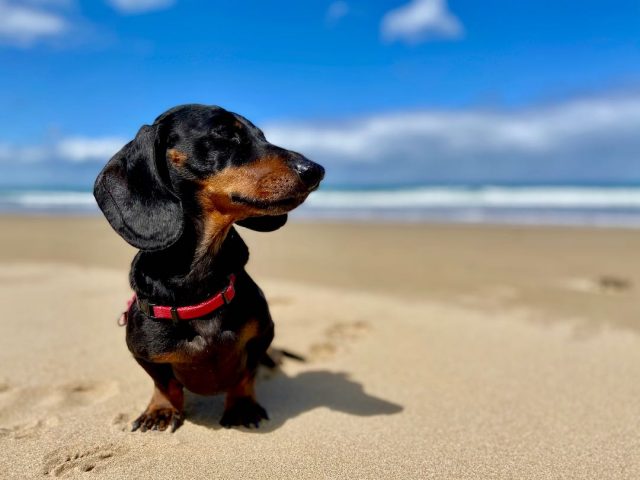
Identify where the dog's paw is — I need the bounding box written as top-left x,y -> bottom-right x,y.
220,398 -> 268,429
131,407 -> 183,433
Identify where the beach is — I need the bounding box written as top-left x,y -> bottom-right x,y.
1,216 -> 639,479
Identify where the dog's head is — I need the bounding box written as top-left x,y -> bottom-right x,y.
93,104 -> 324,251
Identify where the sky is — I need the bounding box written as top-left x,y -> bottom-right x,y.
0,0 -> 639,188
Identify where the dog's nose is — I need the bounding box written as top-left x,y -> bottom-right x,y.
293,158 -> 325,190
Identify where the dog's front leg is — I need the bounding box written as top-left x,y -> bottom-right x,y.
131,358 -> 184,432
219,371 -> 268,428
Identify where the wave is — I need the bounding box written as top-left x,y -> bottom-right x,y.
4,187 -> 640,226
305,186 -> 640,209
5,186 -> 640,209
0,191 -> 97,210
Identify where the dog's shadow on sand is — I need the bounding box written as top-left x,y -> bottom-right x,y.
186,369 -> 403,433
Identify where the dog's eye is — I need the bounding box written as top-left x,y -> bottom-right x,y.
210,125 -> 243,145
167,133 -> 180,147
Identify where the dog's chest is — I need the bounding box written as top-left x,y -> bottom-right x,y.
170,317 -> 259,395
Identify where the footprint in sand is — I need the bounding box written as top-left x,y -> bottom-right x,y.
29,381 -> 119,410
42,442 -> 126,477
308,320 -> 370,361
564,275 -> 634,295
111,413 -> 131,432
0,417 -> 60,440
0,381 -> 118,439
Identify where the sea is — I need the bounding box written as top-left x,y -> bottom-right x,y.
3,184 -> 640,228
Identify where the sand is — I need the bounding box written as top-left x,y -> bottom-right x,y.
1,217 -> 639,479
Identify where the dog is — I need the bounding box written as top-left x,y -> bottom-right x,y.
93,104 -> 324,432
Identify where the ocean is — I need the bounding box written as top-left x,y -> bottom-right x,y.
3,185 -> 640,228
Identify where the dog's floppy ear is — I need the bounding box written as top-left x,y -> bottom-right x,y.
93,124 -> 184,251
236,214 -> 288,232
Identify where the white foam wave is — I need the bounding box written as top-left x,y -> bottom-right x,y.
0,191 -> 97,209
305,187 -> 640,209
4,187 -> 640,217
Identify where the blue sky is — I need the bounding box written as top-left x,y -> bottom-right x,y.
1,0 -> 639,187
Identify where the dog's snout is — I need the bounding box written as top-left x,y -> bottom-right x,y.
293,158 -> 325,190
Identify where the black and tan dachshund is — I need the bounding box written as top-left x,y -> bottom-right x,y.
93,104 -> 324,432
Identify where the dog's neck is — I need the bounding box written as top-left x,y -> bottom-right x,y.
130,220 -> 249,305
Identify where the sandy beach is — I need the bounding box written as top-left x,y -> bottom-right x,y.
1,216 -> 639,479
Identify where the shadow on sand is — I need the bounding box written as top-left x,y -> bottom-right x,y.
186,369 -> 403,433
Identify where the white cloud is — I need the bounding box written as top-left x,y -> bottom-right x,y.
107,0 -> 175,14
326,1 -> 349,23
381,0 -> 463,44
0,143 -> 48,163
0,136 -> 125,164
5,93 -> 640,187
264,94 -> 640,185
56,137 -> 126,162
0,0 -> 68,46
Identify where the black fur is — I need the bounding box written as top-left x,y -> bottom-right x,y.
94,104 -> 324,431
94,124 -> 185,251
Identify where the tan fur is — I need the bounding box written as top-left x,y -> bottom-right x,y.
198,156 -> 300,213
145,379 -> 184,412
195,156 -> 301,257
224,374 -> 257,407
167,149 -> 188,166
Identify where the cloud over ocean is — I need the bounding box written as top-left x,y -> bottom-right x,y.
3,92 -> 640,190
264,93 -> 640,187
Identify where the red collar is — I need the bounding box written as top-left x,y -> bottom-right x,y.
119,274 -> 236,325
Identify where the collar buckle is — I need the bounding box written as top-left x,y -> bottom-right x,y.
138,298 -> 155,317
221,287 -> 232,305
221,274 -> 235,305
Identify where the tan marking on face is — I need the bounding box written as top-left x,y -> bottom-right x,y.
195,156 -> 301,258
167,149 -> 188,166
198,155 -> 300,216
195,211 -> 233,259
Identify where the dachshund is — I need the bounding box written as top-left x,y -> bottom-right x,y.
93,104 -> 324,432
